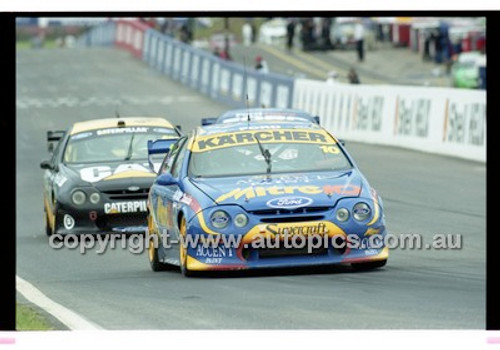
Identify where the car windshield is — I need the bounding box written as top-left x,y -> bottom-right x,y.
189,132 -> 352,177
63,127 -> 177,164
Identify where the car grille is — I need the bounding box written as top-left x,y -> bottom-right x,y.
248,206 -> 331,223
258,246 -> 329,258
100,188 -> 149,200
243,245 -> 329,259
95,213 -> 147,230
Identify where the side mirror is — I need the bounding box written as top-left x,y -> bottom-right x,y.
313,116 -> 320,125
40,160 -> 52,170
48,143 -> 54,153
338,139 -> 346,146
147,139 -> 176,172
201,117 -> 217,126
156,173 -> 178,186
175,125 -> 182,131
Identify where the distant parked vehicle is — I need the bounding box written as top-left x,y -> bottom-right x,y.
450,51 -> 486,89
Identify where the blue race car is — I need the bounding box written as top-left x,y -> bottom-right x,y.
201,108 -> 320,126
146,119 -> 388,276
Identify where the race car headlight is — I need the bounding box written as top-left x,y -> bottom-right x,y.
71,190 -> 86,205
210,210 -> 230,229
353,202 -> 371,221
234,213 -> 248,228
335,208 -> 350,222
89,192 -> 101,204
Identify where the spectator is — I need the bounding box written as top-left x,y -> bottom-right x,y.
348,68 -> 360,84
354,19 -> 365,62
220,47 -> 232,61
251,22 -> 257,43
179,24 -> 192,43
242,21 -> 252,46
220,36 -> 232,60
326,71 -> 340,84
255,55 -> 269,73
300,18 -> 315,51
286,18 -> 296,52
160,18 -> 169,35
213,46 -> 221,57
423,30 -> 432,61
321,18 -> 332,49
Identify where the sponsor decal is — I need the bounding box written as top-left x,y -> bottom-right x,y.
266,222 -> 328,237
192,129 -> 332,152
266,196 -> 313,210
104,201 -> 147,214
322,185 -> 360,196
96,127 -> 149,135
278,148 -> 298,160
173,190 -> 193,205
80,163 -> 151,183
364,248 -> 379,256
71,131 -> 93,140
63,214 -> 75,230
359,236 -> 383,250
195,246 -> 234,259
235,174 -> 332,185
54,174 -> 67,187
216,185 -> 361,202
153,127 -> 176,134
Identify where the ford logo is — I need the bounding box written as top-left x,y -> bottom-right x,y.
128,186 -> 140,192
212,216 -> 228,224
353,207 -> 370,215
266,196 -> 313,210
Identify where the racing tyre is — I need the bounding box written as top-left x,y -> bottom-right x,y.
148,237 -> 169,272
44,208 -> 53,237
351,259 -> 387,271
179,217 -> 193,277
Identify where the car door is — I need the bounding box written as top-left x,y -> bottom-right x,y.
43,134 -> 66,212
150,137 -> 188,236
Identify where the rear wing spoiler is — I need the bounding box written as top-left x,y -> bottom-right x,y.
47,130 -> 66,152
47,130 -> 65,142
201,115 -> 320,126
147,138 -> 177,172
201,117 -> 217,126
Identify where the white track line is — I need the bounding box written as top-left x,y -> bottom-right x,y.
16,276 -> 103,330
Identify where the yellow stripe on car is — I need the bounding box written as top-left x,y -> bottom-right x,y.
367,194 -> 380,226
102,170 -> 156,181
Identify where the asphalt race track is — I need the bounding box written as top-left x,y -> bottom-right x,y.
16,47 -> 485,329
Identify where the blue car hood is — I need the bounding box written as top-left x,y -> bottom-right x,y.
189,170 -> 363,210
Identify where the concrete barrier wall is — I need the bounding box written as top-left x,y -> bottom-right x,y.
142,29 -> 294,109
293,79 -> 486,162
76,20 -> 115,47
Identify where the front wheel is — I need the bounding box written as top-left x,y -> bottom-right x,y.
148,237 -> 169,272
179,217 -> 193,277
352,259 -> 387,271
44,208 -> 54,236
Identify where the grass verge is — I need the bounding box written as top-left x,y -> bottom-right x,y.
16,303 -> 55,331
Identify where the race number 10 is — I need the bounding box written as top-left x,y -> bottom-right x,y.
320,145 -> 340,154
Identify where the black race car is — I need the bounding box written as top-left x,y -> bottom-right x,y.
40,117 -> 180,236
